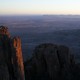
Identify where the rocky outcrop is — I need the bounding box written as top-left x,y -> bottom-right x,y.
24,43 -> 79,80
0,25 -> 10,37
11,37 -> 25,80
1,25 -> 80,80
0,26 -> 25,80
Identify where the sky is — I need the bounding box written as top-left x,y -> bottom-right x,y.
0,0 -> 80,15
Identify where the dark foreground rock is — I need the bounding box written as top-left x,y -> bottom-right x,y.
24,43 -> 80,80
0,26 -> 25,80
0,25 -> 80,80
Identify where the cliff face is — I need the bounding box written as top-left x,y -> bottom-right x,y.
24,43 -> 79,80
0,26 -> 25,80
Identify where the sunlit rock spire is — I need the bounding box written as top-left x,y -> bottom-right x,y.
0,25 -> 25,80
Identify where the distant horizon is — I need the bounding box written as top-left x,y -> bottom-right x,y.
0,14 -> 80,16
0,0 -> 80,15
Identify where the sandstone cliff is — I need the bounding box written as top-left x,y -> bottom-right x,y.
0,25 -> 25,80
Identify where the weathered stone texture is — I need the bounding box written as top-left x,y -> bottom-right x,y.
24,43 -> 77,80
0,26 -> 25,80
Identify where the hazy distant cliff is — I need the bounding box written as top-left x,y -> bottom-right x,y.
0,26 -> 25,80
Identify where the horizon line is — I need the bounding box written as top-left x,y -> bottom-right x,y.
0,14 -> 80,16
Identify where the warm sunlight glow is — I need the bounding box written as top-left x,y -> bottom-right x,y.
0,0 -> 80,15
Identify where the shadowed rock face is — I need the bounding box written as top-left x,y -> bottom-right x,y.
24,43 -> 80,80
0,26 -> 25,80
1,25 -> 80,80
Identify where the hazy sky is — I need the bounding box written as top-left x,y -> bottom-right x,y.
0,0 -> 80,15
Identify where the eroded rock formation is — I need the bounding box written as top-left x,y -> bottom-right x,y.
24,43 -> 80,80
0,26 -> 25,80
1,25 -> 80,80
